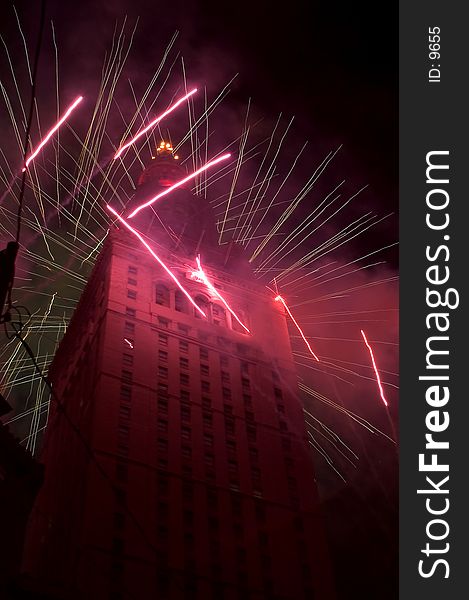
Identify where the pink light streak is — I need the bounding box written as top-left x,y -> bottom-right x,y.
128,153 -> 231,218
106,204 -> 206,318
124,338 -> 134,349
193,256 -> 251,334
360,329 -> 388,407
23,96 -> 83,171
114,89 -> 197,159
275,295 -> 319,361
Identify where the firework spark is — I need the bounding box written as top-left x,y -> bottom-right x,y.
114,88 -> 197,159
23,95 -> 83,171
128,153 -> 231,218
192,255 -> 250,334
275,294 -> 319,361
106,204 -> 206,317
360,329 -> 388,407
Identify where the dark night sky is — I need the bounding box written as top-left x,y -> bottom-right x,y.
1,2 -> 398,597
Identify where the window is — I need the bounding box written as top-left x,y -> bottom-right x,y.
221,371 -> 230,384
201,380 -> 210,393
158,382 -> 168,396
252,467 -> 261,484
222,387 -> 231,400
121,370 -> 132,384
204,433 -> 214,448
179,340 -> 189,353
200,347 -> 209,361
157,419 -> 168,434
182,464 -> 192,477
243,394 -> 252,408
203,413 -> 213,428
158,398 -> 168,414
180,373 -> 189,387
155,283 -> 170,307
127,289 -> 137,300
178,323 -> 190,335
124,321 -> 135,334
205,453 -> 215,467
277,404 -> 285,414
182,446 -> 192,459
247,425 -> 256,442
122,353 -> 133,367
119,405 -> 131,420
202,397 -> 211,410
180,357 -> 189,370
128,277 -> 137,286
201,364 -> 210,377
180,389 -> 190,402
159,350 -> 168,362
274,387 -> 283,400
249,447 -> 259,462
158,366 -> 168,379
125,307 -> 136,317
224,404 -> 233,415
241,362 -> 249,375
194,295 -> 210,318
233,312 -> 248,334
158,317 -> 170,329
227,439 -> 236,453
220,355 -> 229,368
181,406 -> 191,422
182,426 -> 191,441
157,438 -> 168,452
158,333 -> 168,347
241,377 -> 250,390
280,421 -> 288,432
245,410 -> 255,422
212,303 -> 227,327
128,265 -> 138,275
175,290 -> 189,313
225,418 -> 235,436
120,385 -> 131,401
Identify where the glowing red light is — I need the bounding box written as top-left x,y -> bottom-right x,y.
106,204 -> 206,318
23,96 -> 83,171
128,153 -> 231,218
360,329 -> 388,407
114,89 -> 197,159
193,256 -> 251,334
275,295 -> 319,361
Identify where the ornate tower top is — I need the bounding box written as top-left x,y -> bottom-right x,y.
137,141 -> 186,189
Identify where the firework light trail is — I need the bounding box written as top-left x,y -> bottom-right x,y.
275,294 -> 320,361
114,88 -> 197,159
22,95 -> 83,171
0,16 -> 397,482
127,152 -> 231,218
360,328 -> 388,406
106,204 -> 206,317
192,255 -> 250,334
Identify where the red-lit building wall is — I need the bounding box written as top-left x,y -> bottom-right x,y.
23,229 -> 334,599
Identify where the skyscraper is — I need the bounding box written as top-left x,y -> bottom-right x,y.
23,145 -> 334,599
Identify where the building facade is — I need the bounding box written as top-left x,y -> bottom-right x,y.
23,148 -> 334,599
